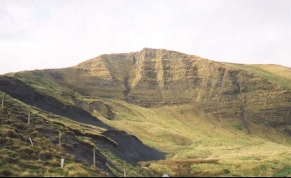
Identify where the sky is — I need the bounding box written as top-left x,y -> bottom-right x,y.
0,0 -> 291,74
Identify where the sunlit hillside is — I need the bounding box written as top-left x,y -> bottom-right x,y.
1,48 -> 291,176
225,63 -> 291,90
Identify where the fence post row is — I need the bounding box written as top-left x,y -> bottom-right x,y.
0,99 -> 111,174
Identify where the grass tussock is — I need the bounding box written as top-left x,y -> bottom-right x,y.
65,163 -> 90,177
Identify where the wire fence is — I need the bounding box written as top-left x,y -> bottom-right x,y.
0,94 -> 116,176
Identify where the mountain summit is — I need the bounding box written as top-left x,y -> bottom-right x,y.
1,48 -> 291,176
3,48 -> 291,134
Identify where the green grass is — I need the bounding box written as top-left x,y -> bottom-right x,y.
2,53 -> 291,177
75,97 -> 291,176
0,91 -> 155,177
6,70 -> 77,105
0,115 -> 106,176
274,167 -> 291,177
2,84 -> 291,176
224,63 -> 291,89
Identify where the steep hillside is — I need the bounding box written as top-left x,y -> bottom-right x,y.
225,63 -> 291,90
0,76 -> 109,129
0,112 -> 107,177
0,91 -> 160,177
2,47 -> 291,176
0,91 -> 109,176
6,48 -> 291,136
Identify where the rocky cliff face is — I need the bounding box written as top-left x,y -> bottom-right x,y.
70,48 -> 291,134
5,48 -> 291,135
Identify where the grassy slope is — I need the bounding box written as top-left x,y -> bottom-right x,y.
224,63 -> 291,89
6,69 -> 78,105
0,118 -> 107,177
82,96 -> 291,177
0,91 -> 154,177
0,98 -> 108,176
4,58 -> 291,176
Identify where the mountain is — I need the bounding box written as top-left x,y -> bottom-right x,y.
1,48 -> 291,176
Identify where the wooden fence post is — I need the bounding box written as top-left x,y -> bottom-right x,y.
93,147 -> 96,166
27,109 -> 30,125
29,137 -> 33,146
61,158 -> 64,168
1,93 -> 4,108
59,131 -> 61,145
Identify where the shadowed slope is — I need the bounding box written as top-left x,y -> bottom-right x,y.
0,76 -> 109,129
0,78 -> 166,165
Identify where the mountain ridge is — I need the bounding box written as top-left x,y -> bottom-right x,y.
1,48 -> 291,176
4,48 -> 291,134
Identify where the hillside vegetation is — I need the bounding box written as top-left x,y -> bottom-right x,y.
0,92 -> 109,177
225,63 -> 291,90
0,91 -> 155,177
2,48 -> 291,176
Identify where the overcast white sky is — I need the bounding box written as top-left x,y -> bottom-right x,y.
0,0 -> 290,74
